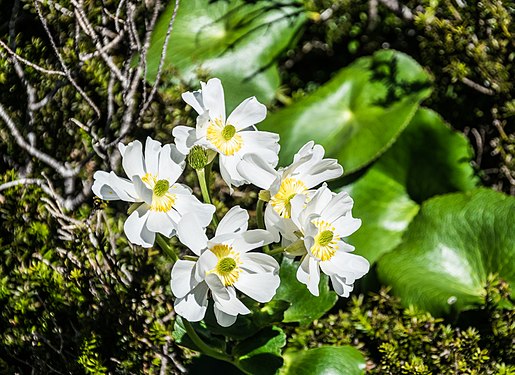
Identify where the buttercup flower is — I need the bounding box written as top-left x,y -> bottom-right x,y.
171,206 -> 279,327
238,141 -> 343,242
172,78 -> 280,191
290,185 -> 369,297
92,137 -> 214,247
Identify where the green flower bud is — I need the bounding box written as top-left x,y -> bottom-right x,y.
188,145 -> 209,170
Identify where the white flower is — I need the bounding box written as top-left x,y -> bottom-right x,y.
172,78 -> 280,191
238,141 -> 343,243
290,185 -> 369,297
170,206 -> 279,327
92,137 -> 215,248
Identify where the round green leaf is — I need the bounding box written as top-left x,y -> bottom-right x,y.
261,50 -> 432,172
273,257 -> 337,325
282,346 -> 366,375
344,108 -> 477,264
377,189 -> 515,316
146,0 -> 307,109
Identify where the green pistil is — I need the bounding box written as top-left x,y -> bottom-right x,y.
222,125 -> 236,140
217,257 -> 236,274
153,179 -> 170,197
318,230 -> 334,246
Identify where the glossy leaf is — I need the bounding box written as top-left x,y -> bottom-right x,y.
172,316 -> 226,353
344,108 -> 477,264
377,189 -> 515,316
234,326 -> 286,375
273,257 -> 337,324
261,50 -> 432,172
146,0 -> 307,110
283,346 -> 366,375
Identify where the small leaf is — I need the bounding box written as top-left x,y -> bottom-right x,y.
377,189 -> 515,316
261,50 -> 432,172
272,257 -> 337,324
172,316 -> 226,353
282,346 -> 366,375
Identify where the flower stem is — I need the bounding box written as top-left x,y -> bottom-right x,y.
196,167 -> 219,226
182,319 -> 234,363
156,234 -> 178,263
256,198 -> 271,254
268,246 -> 285,256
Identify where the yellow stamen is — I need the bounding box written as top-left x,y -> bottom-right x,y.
206,118 -> 243,156
310,220 -> 340,261
140,173 -> 176,212
209,244 -> 242,286
270,178 -> 308,218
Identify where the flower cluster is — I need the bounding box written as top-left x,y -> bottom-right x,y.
92,78 -> 369,326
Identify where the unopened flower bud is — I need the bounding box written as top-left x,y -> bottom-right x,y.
188,145 -> 209,170
259,190 -> 271,202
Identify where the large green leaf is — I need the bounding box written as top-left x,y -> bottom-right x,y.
234,326 -> 286,375
282,346 -> 366,375
147,0 -> 307,110
377,189 -> 515,316
272,257 -> 337,325
261,50 -> 432,172
344,108 -> 477,264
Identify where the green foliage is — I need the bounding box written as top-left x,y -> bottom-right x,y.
261,50 -> 432,172
345,108 -> 477,263
287,281 -> 514,374
282,346 -> 365,375
378,189 -> 515,315
147,0 -> 307,110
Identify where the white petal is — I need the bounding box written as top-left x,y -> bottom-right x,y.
172,126 -> 198,155
238,131 -> 280,166
196,111 -> 210,140
219,154 -> 245,192
293,141 -> 315,162
234,272 -> 280,303
300,159 -> 343,189
307,256 -> 321,296
240,253 -> 280,274
174,282 -> 209,322
172,193 -> 215,228
122,140 -> 146,180
177,214 -> 208,256
181,89 -> 205,115
332,216 -> 362,238
227,97 -> 267,130
202,78 -> 225,123
216,206 -> 248,236
237,153 -> 279,190
158,144 -> 185,184
296,256 -> 310,286
196,250 -> 218,282
300,185 -> 333,224
124,206 -> 155,247
213,305 -> 238,327
264,204 -> 300,243
290,194 -> 308,229
146,210 -> 175,237
321,191 -> 354,222
210,279 -> 250,316
132,175 -> 153,205
232,230 -> 275,253
144,137 -> 161,176
92,171 -> 137,202
320,251 -> 370,284
171,260 -> 198,298
330,274 -> 354,297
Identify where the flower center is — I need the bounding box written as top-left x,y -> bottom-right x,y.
141,173 -> 176,212
221,125 -> 236,140
206,118 -> 243,156
270,178 -> 308,218
153,179 -> 169,197
311,220 -> 340,261
209,244 -> 241,286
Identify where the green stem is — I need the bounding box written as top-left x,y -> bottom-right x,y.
268,246 -> 286,256
182,319 -> 233,363
156,234 -> 178,263
256,199 -> 271,254
196,167 -> 219,226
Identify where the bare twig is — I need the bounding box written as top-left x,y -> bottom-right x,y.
140,0 -> 179,117
0,39 -> 66,76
